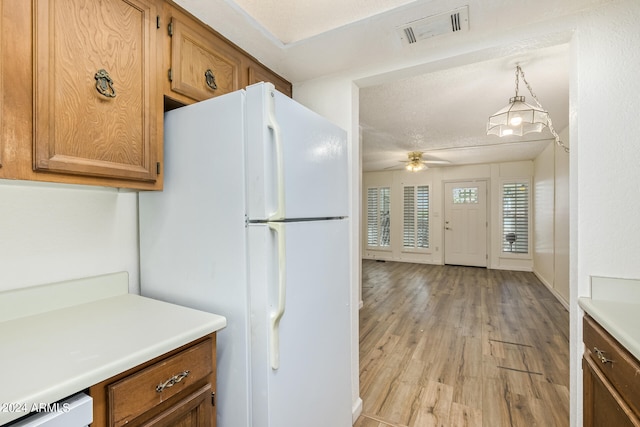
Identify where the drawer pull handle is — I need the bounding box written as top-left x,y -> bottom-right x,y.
594,347 -> 614,365
156,370 -> 190,393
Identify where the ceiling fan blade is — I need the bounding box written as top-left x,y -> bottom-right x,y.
422,160 -> 450,164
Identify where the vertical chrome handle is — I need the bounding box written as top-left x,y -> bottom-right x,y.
268,222 -> 287,370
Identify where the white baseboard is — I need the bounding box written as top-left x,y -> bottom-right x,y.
352,397 -> 363,425
533,270 -> 569,310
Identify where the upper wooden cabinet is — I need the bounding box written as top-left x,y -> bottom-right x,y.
162,1 -> 291,105
33,0 -> 159,183
0,0 -> 290,190
247,63 -> 292,98
166,14 -> 242,103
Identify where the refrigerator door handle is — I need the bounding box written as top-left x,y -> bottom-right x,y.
266,85 -> 286,221
268,222 -> 286,370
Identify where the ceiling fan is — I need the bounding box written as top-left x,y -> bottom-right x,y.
399,151 -> 450,171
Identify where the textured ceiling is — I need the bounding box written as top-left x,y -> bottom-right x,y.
360,44 -> 570,171
174,0 -> 612,171
231,0 -> 415,43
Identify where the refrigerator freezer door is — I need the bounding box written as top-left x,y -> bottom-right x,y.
245,83 -> 349,221
248,219 -> 352,427
139,91 -> 251,427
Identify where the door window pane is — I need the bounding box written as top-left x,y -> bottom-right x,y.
453,187 -> 478,204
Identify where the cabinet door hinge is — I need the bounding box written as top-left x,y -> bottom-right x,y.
211,392 -> 216,407
168,21 -> 173,36
156,15 -> 160,29
168,68 -> 173,82
156,162 -> 161,175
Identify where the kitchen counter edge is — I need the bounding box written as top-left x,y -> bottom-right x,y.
0,292 -> 226,425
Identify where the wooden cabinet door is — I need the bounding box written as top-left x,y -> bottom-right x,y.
169,16 -> 241,102
583,355 -> 640,427
248,64 -> 292,97
140,384 -> 212,427
33,0 -> 158,182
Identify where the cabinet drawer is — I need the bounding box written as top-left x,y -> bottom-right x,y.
583,315 -> 640,418
108,338 -> 213,427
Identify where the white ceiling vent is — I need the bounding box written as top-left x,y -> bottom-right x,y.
397,6 -> 469,45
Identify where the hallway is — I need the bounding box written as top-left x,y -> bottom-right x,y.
354,260 -> 570,427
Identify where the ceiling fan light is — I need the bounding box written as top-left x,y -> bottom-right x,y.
487,96 -> 549,137
405,161 -> 426,172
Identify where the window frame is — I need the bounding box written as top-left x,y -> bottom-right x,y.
402,184 -> 430,253
366,186 -> 391,250
500,178 -> 531,257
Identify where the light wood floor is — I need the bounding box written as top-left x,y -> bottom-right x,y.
354,260 -> 570,427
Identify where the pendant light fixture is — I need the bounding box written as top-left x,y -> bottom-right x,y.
487,64 -> 569,153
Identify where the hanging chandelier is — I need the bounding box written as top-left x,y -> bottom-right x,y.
487,64 -> 569,153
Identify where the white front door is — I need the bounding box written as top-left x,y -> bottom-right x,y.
444,181 -> 488,267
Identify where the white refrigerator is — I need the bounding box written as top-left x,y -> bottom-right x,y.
138,83 -> 352,427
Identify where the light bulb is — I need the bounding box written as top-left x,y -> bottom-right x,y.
510,116 -> 523,126
501,129 -> 514,136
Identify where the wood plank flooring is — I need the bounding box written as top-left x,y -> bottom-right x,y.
354,260 -> 569,427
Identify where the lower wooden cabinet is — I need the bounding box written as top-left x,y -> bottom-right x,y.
90,334 -> 216,427
139,384 -> 212,427
583,315 -> 640,426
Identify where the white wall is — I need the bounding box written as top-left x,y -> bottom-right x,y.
0,180 -> 139,293
533,128 -> 570,307
293,78 -> 364,421
571,1 -> 640,424
555,130 -> 570,305
533,143 -> 555,286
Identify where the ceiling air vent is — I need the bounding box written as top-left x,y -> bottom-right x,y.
397,6 -> 469,45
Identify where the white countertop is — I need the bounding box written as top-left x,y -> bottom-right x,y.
578,298 -> 640,361
0,273 -> 226,425
578,275 -> 640,362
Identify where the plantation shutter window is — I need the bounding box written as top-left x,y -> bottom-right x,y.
502,182 -> 529,253
403,185 -> 429,249
367,187 -> 390,248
